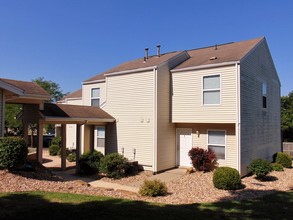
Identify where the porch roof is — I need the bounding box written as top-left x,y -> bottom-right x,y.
0,78 -> 50,104
39,103 -> 115,124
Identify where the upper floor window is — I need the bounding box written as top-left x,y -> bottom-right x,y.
203,75 -> 220,105
262,82 -> 267,108
91,88 -> 100,107
208,130 -> 226,160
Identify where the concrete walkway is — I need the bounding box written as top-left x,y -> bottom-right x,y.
42,150 -> 186,193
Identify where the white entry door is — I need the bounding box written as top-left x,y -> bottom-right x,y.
177,128 -> 192,167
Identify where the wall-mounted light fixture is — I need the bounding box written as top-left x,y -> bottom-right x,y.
121,147 -> 124,156
196,130 -> 200,137
133,148 -> 136,161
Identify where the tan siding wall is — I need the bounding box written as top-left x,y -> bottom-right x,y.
172,66 -> 237,123
82,82 -> 106,106
66,99 -> 82,105
176,123 -> 238,169
240,40 -> 281,175
0,89 -> 4,137
156,65 -> 176,171
104,71 -> 154,168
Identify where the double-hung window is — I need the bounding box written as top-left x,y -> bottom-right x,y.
203,75 -> 220,105
91,88 -> 100,107
208,130 -> 226,160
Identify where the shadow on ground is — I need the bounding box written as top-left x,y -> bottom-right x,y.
0,190 -> 292,220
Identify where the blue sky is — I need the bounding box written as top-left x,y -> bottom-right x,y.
0,0 -> 292,96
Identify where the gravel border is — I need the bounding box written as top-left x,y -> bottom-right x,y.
0,163 -> 292,204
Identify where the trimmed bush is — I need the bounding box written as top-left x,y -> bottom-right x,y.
139,179 -> 168,197
275,152 -> 292,168
79,150 -> 104,175
57,148 -> 71,157
188,147 -> 217,172
67,153 -> 76,162
51,136 -> 61,147
48,144 -> 60,156
0,137 -> 28,170
213,167 -> 242,190
248,159 -> 272,179
100,153 -> 129,178
271,163 -> 284,172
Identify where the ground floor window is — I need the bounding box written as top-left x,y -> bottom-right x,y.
208,130 -> 226,160
95,126 -> 105,154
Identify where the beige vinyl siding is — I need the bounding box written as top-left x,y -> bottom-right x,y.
66,99 -> 82,105
104,70 -> 154,168
172,65 -> 237,123
176,123 -> 237,169
0,89 -> 4,137
156,64 -> 176,171
82,82 -> 106,106
240,40 -> 281,175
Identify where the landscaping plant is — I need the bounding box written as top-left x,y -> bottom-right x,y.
274,152 -> 292,168
79,150 -> 104,175
100,153 -> 129,178
213,167 -> 242,190
188,147 -> 217,172
57,148 -> 71,157
139,179 -> 168,197
271,163 -> 284,172
67,152 -> 76,162
248,159 -> 272,179
0,137 -> 28,170
49,144 -> 60,156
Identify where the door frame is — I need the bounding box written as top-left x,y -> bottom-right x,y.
176,128 -> 192,167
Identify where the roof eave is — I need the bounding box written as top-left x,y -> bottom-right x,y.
83,79 -> 106,85
104,66 -> 157,77
171,61 -> 240,73
0,80 -> 24,95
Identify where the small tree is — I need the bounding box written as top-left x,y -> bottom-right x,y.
188,147 -> 217,172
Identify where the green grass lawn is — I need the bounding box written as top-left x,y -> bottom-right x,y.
0,191 -> 293,220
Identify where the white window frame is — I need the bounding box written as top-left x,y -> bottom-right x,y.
91,88 -> 100,107
202,74 -> 221,105
207,129 -> 226,160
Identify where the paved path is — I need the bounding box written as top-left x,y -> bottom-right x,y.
42,150 -> 186,193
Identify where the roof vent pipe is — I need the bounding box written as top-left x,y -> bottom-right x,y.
145,48 -> 149,59
215,44 -> 218,50
157,44 -> 161,57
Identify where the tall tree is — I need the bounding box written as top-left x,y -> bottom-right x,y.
33,77 -> 67,103
281,91 -> 293,141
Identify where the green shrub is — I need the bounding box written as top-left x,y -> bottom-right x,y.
139,179 -> 168,197
57,148 -> 71,157
100,153 -> 129,178
271,163 -> 284,171
48,144 -> 60,156
67,153 -> 76,162
248,159 -> 272,179
79,150 -> 104,175
188,147 -> 217,172
51,136 -> 61,147
0,137 -> 28,170
213,167 -> 242,190
275,152 -> 292,168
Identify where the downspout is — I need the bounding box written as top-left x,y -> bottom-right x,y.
236,63 -> 241,174
153,68 -> 158,174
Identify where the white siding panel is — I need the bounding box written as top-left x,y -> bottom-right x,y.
176,123 -> 238,170
172,66 -> 237,123
157,65 -> 176,171
82,82 -> 106,106
240,40 -> 281,175
104,71 -> 154,167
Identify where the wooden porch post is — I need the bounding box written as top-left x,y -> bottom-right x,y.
23,122 -> 29,146
75,124 -> 81,173
37,123 -> 43,163
61,124 -> 67,170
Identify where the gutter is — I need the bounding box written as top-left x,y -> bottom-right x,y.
171,61 -> 239,73
236,63 -> 241,174
83,79 -> 106,85
152,68 -> 158,173
104,66 -> 157,77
